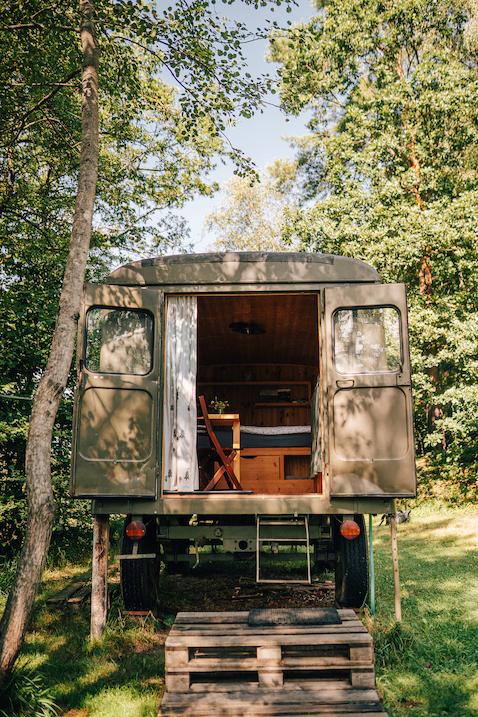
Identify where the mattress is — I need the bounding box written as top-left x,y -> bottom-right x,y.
198,425 -> 311,449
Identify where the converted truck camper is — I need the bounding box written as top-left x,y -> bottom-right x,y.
70,252 -> 416,610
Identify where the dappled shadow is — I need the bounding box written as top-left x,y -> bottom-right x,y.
15,509 -> 478,717
22,561 -> 334,715
21,596 -> 167,715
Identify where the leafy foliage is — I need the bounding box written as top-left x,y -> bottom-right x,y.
203,169 -> 294,250
0,663 -> 58,717
270,0 -> 478,473
0,0 -> 294,556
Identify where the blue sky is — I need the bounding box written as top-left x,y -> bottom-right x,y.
182,0 -> 316,251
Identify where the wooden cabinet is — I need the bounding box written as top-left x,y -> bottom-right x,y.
240,447 -> 320,495
208,448 -> 321,495
197,378 -> 312,425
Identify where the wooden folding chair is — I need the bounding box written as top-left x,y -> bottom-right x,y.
197,395 -> 243,491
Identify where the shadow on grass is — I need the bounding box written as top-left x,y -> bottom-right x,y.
13,505 -> 478,717
21,594 -> 166,716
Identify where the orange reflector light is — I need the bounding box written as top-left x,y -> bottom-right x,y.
126,520 -> 146,540
340,520 -> 360,540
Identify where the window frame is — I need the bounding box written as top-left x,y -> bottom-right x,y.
84,305 -> 155,376
332,304 -> 403,376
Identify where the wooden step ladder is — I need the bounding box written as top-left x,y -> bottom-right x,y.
256,515 -> 312,584
158,609 -> 389,716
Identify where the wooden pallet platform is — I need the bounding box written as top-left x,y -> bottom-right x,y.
159,610 -> 388,716
159,686 -> 387,716
165,609 -> 374,692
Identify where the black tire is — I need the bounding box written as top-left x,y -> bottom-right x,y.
334,514 -> 369,609
120,515 -> 159,612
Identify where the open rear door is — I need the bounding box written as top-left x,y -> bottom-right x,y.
70,284 -> 162,497
323,283 -> 415,498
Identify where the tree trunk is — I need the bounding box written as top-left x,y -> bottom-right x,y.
0,0 -> 100,682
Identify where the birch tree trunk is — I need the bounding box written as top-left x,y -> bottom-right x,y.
0,0 -> 100,681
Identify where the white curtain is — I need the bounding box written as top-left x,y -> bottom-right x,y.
163,296 -> 199,492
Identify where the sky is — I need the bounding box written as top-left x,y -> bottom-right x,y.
181,0 -> 316,252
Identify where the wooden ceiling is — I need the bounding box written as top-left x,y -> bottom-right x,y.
197,294 -> 319,368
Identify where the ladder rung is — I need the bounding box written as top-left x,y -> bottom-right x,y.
258,538 -> 309,543
256,515 -> 311,585
258,520 -> 307,526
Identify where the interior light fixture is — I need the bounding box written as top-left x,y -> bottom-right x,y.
229,321 -> 266,335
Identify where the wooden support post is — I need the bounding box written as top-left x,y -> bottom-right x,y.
91,514 -> 110,641
368,514 -> 375,615
390,517 -> 402,621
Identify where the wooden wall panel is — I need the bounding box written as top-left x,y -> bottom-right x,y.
197,364 -> 317,427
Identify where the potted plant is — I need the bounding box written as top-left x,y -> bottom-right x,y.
210,397 -> 229,414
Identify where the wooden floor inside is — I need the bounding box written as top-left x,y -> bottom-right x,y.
158,610 -> 388,716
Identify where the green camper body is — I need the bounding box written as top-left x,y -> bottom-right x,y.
70,252 -> 416,608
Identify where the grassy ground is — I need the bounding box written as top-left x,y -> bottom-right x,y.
0,557 -> 168,717
1,500 -> 478,716
368,500 -> 478,717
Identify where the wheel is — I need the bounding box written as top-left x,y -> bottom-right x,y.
120,515 -> 159,612
334,514 -> 369,608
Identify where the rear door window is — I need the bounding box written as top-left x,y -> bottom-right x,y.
85,308 -> 153,375
333,307 -> 401,374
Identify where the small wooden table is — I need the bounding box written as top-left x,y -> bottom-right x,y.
205,413 -> 241,480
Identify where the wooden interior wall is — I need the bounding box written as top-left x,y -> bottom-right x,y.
196,293 -> 319,427
197,363 -> 317,426
195,293 -> 320,493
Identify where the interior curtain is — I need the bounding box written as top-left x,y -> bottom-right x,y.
163,296 -> 199,492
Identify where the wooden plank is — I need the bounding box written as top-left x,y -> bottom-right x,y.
170,619 -> 366,631
162,687 -> 382,702
169,622 -> 368,636
241,448 -> 311,456
186,680 -> 381,694
160,709 -> 386,717
46,570 -> 92,604
350,669 -> 376,688
159,706 -> 386,717
159,687 -> 387,715
174,611 -> 250,623
166,672 -> 190,692
165,631 -> 372,649
67,584 -> 92,604
173,610 -> 357,623
167,658 -> 374,672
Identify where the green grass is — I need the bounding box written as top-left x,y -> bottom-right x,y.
0,560 -> 166,717
1,500 -> 478,716
367,500 -> 478,716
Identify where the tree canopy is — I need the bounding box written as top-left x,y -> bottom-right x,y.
0,0 -> 291,486
202,167 -> 296,251
0,0 -> 296,674
269,0 -> 478,487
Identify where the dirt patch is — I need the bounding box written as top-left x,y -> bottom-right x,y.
158,563 -> 335,615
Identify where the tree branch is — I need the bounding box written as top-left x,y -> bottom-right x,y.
9,67 -> 81,147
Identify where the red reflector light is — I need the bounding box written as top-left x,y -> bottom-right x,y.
340,520 -> 360,540
126,520 -> 146,540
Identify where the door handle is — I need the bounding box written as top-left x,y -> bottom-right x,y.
336,380 -> 354,388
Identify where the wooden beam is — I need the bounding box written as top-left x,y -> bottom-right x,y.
90,514 -> 110,641
390,518 -> 401,621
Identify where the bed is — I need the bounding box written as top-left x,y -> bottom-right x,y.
197,425 -> 311,449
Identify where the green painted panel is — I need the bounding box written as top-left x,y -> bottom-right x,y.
78,387 -> 153,462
